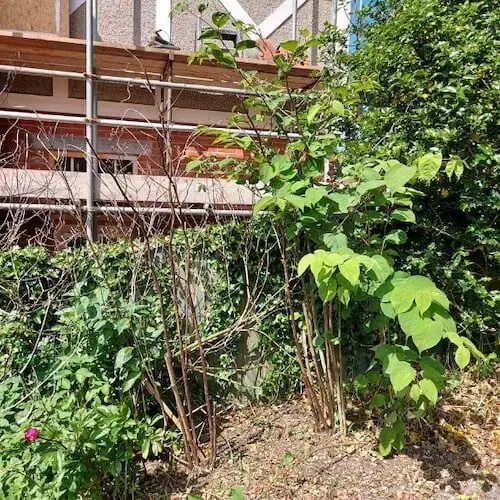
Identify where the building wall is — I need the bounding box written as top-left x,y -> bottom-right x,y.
0,73 -> 233,127
70,0 -> 156,46
1,119 -> 253,176
69,0 -> 349,62
170,0 -> 340,53
0,116 -> 260,245
0,0 -> 69,36
170,0 -> 326,53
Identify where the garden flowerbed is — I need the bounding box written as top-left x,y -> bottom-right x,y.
142,373 -> 499,499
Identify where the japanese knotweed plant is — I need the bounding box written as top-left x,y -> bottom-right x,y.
188,9 -> 483,455
262,155 -> 483,455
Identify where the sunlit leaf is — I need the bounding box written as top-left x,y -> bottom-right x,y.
417,152 -> 442,181
390,285 -> 414,314
229,486 -> 245,500
379,426 -> 395,456
212,12 -> 230,27
253,196 -> 275,213
419,378 -> 438,405
386,360 -> 416,393
307,103 -> 322,124
357,179 -> 385,195
305,186 -> 327,206
322,232 -> 348,250
330,100 -> 346,116
455,345 -> 471,369
384,163 -> 417,191
384,230 -> 407,245
392,208 -> 416,223
280,40 -> 298,52
297,253 -> 315,277
284,194 -> 306,210
236,39 -> 257,51
339,258 -> 360,286
398,306 -> 444,352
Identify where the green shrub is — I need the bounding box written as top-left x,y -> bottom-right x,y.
346,0 -> 499,352
0,225 -> 295,495
0,374 -> 163,499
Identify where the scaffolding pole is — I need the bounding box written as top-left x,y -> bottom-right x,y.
0,110 -> 301,138
292,0 -> 298,40
0,203 -> 252,217
0,65 -> 258,97
85,0 -> 97,241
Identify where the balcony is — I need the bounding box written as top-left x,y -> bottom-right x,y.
0,168 -> 256,207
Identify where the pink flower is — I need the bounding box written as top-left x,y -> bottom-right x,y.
24,427 -> 39,442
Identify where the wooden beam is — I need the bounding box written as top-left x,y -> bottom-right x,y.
0,30 -> 319,86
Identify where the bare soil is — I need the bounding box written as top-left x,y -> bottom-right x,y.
141,373 -> 499,499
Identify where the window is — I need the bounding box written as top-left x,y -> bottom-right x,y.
54,152 -> 137,174
56,155 -> 87,172
98,158 -> 135,175
197,27 -> 240,50
219,29 -> 239,48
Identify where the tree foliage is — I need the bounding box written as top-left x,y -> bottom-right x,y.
346,0 -> 499,350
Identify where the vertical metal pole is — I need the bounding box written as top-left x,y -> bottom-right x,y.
292,0 -> 298,40
331,0 -> 338,26
166,55 -> 173,170
55,0 -> 61,35
86,0 -> 97,242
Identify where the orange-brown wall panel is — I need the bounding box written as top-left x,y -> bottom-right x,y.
0,0 -> 69,36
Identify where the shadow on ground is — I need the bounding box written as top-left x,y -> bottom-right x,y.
405,434 -> 496,494
404,374 -> 499,496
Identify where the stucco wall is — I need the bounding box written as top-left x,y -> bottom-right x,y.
272,0 -> 332,62
70,0 -> 342,62
170,0 -> 333,60
0,0 -> 69,36
70,0 -> 156,46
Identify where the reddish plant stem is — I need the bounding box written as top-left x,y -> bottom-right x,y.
279,228 -> 327,428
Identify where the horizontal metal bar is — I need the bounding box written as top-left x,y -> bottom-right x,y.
0,64 -> 257,96
0,109 -> 85,124
0,202 -> 252,217
0,109 -> 300,138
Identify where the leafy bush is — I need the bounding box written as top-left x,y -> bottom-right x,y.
0,374 -> 162,499
0,225 -> 293,496
347,0 -> 499,352
0,246 -> 166,497
188,11 -> 489,454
